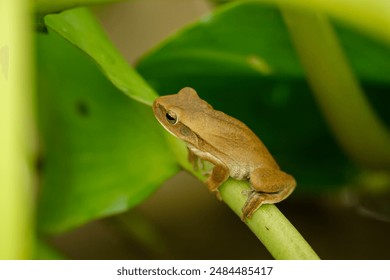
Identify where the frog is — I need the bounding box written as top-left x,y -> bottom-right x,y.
153,87 -> 296,221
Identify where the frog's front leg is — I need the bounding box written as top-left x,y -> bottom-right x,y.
206,165 -> 230,200
188,148 -> 201,171
188,148 -> 213,176
242,168 -> 296,221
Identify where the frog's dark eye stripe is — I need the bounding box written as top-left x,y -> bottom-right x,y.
166,111 -> 178,124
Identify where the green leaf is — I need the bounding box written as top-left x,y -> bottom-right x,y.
35,0 -> 124,15
36,31 -> 178,234
44,7 -> 156,106
137,2 -> 390,191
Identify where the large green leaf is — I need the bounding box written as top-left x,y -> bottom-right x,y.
44,8 -> 156,105
137,2 -> 390,191
37,31 -> 178,234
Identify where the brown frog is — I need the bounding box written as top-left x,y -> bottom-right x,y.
153,87 -> 296,220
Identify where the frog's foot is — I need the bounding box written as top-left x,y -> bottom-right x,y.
241,191 -> 267,221
241,186 -> 295,221
241,191 -> 286,221
214,190 -> 222,201
206,165 -> 229,191
204,181 -> 222,201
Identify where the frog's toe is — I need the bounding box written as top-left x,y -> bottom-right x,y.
215,191 -> 223,201
241,189 -> 253,196
241,192 -> 265,221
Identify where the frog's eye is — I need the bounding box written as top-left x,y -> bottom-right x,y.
165,111 -> 178,124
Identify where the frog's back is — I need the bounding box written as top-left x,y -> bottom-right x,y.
195,109 -> 279,169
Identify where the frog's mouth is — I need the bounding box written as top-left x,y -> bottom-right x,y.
158,121 -> 177,138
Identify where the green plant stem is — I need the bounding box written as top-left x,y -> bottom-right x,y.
219,179 -> 320,260
0,0 -> 35,259
281,8 -> 390,171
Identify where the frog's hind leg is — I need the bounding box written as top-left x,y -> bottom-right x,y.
241,190 -> 290,221
241,168 -> 296,221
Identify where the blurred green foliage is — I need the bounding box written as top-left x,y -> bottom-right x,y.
34,1 -> 389,240
36,31 -> 178,233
